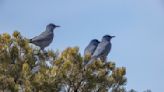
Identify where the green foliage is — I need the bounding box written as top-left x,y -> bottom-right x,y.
0,31 -> 128,92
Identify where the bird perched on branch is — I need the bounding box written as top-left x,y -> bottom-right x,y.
29,23 -> 60,50
85,35 -> 115,69
83,39 -> 100,65
84,39 -> 100,56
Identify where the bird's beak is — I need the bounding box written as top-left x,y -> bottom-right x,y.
55,25 -> 60,27
111,36 -> 115,38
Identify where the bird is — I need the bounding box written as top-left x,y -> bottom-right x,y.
85,35 -> 115,69
83,39 -> 100,65
29,23 -> 60,50
84,39 -> 100,56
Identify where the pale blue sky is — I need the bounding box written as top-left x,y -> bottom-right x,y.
0,0 -> 164,91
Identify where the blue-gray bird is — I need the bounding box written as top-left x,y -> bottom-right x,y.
85,35 -> 115,69
29,23 -> 60,50
84,39 -> 100,56
83,39 -> 100,65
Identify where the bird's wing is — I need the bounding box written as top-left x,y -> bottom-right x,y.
92,41 -> 108,57
84,44 -> 96,55
31,31 -> 52,42
84,45 -> 91,55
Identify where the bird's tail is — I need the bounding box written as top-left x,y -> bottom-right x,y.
84,56 -> 97,69
83,54 -> 91,66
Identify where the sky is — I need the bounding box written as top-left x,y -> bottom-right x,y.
0,0 -> 164,91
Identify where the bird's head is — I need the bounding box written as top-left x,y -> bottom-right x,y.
90,39 -> 100,45
102,35 -> 115,41
46,23 -> 60,32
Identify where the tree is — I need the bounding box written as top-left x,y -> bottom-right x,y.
128,89 -> 137,92
0,31 -> 128,92
143,89 -> 151,92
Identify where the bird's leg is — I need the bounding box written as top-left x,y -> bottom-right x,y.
34,55 -> 40,65
32,49 -> 40,65
42,49 -> 47,55
42,49 -> 50,61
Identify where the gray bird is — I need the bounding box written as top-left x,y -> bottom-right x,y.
30,23 -> 60,50
84,39 -> 100,56
83,39 -> 100,65
85,35 -> 115,68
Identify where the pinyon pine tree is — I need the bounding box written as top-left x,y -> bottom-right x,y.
0,31 -> 127,92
